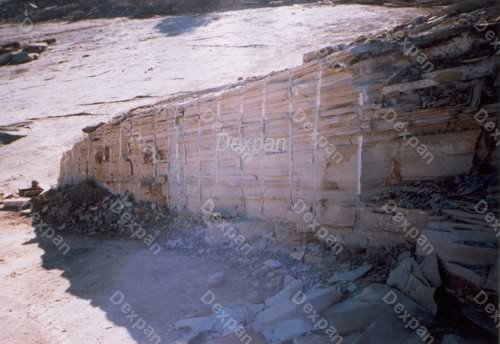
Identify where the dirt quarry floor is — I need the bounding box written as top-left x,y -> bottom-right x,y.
0,3 -> 428,193
0,211 -> 275,344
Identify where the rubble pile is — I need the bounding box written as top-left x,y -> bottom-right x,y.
0,180 -> 43,210
0,38 -> 56,66
30,180 -> 171,237
369,174 -> 497,212
367,172 -> 499,337
172,250 -> 495,343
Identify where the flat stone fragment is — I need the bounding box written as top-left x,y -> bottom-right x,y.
207,272 -> 226,287
263,259 -> 283,269
328,264 -> 373,283
0,52 -> 12,65
23,42 -> 48,54
10,51 -> 32,64
254,286 -> 344,343
2,198 -> 31,210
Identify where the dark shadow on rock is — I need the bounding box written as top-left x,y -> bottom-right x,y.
0,132 -> 25,145
154,15 -> 219,36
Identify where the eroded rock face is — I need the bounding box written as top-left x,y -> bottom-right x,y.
58,2 -> 499,254
39,3 -> 499,341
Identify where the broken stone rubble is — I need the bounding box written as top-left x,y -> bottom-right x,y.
367,172 -> 498,335
387,256 -> 439,315
0,38 -> 56,66
253,285 -> 345,343
1,197 -> 31,210
2,178 -> 495,342
170,247 -> 494,343
28,180 -> 170,238
2,179 -> 495,342
327,264 -> 373,283
175,303 -> 264,343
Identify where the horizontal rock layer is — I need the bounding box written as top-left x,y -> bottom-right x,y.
59,3 -> 500,247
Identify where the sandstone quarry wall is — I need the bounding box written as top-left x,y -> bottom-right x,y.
59,6 -> 499,247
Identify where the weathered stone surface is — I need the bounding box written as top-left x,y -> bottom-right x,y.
262,318 -> 313,343
351,311 -> 426,344
328,264 -> 373,283
263,259 -> 283,269
204,327 -> 267,344
484,261 -> 498,292
57,2 -> 500,259
443,261 -> 484,287
0,41 -> 20,53
177,304 -> 264,342
417,229 -> 497,267
42,38 -> 57,45
0,53 -> 12,66
321,284 -> 434,343
82,122 -> 105,133
2,198 -> 31,210
207,272 -> 226,287
441,335 -> 466,344
440,334 -> 490,344
175,315 -> 217,342
293,334 -> 334,344
10,51 -> 32,64
323,300 -> 387,336
23,42 -> 48,54
419,254 -> 441,287
254,286 -> 343,342
387,257 -> 438,315
265,276 -> 303,307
